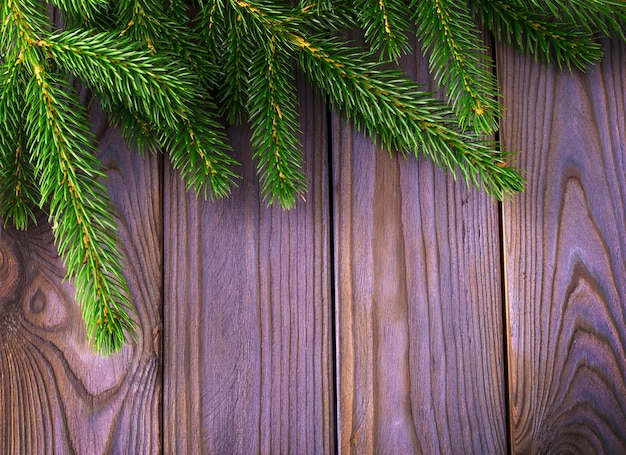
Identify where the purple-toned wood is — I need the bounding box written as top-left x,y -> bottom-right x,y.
498,39 -> 626,453
163,79 -> 335,454
332,42 -> 508,454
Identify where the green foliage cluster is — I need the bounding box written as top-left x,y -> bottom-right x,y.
1,0 -> 625,353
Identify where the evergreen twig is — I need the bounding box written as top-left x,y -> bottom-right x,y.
412,0 -> 500,134
2,0 -> 626,353
471,0 -> 604,71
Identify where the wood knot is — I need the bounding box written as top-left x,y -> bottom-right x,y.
29,289 -> 46,314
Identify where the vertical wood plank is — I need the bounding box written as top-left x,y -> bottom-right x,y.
333,49 -> 508,453
163,81 -> 335,454
0,108 -> 163,454
498,39 -> 626,453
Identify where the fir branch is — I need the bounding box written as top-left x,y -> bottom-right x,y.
12,0 -> 626,354
472,0 -> 604,71
229,0 -> 313,206
0,123 -> 36,231
114,0 -> 216,80
214,5 -> 252,123
24,66 -> 134,353
231,0 -> 291,25
412,0 -> 500,135
0,61 -> 38,230
294,35 -> 523,198
190,1 -> 231,94
0,54 -> 25,125
39,29 -> 195,129
102,91 -> 239,200
114,0 -> 163,52
160,94 -> 240,200
197,0 -> 226,54
517,0 -> 626,40
356,0 -> 411,61
247,35 -> 306,207
222,0 -> 522,198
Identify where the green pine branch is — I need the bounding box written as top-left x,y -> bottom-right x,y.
212,5 -> 251,123
40,30 -> 194,129
41,29 -> 239,200
2,0 -> 134,354
247,35 -> 307,207
412,0 -> 500,134
517,0 -> 626,40
0,63 -> 38,230
160,95 -> 239,200
25,66 -> 135,353
471,0 -> 604,71
294,34 -> 522,198
232,0 -> 521,198
3,0 -> 626,353
1,0 -> 47,54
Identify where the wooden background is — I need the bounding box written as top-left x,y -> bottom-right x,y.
1,37 -> 625,454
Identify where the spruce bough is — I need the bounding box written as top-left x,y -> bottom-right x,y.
1,0 -> 624,354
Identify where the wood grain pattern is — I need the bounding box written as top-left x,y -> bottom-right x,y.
332,49 -> 508,453
498,39 -> 626,454
0,107 -> 162,454
163,80 -> 335,454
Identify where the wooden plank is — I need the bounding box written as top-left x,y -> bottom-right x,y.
498,39 -> 626,453
163,80 -> 335,453
0,107 -> 163,454
332,50 -> 508,453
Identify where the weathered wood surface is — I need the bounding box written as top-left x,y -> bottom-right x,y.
0,109 -> 162,453
163,80 -> 335,454
498,39 -> 626,454
332,48 -> 508,453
